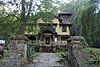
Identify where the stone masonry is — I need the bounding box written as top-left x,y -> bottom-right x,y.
8,35 -> 28,67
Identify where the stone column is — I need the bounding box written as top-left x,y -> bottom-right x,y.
9,35 -> 28,66
67,38 -> 75,67
67,36 -> 84,67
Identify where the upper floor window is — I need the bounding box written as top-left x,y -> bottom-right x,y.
62,26 -> 67,32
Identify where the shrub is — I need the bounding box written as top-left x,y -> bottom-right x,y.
56,45 -> 68,52
90,38 -> 100,48
87,50 -> 100,67
27,45 -> 35,61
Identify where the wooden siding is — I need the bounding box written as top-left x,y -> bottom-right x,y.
25,18 -> 71,35
56,25 -> 70,35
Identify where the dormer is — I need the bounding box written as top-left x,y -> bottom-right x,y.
57,12 -> 72,26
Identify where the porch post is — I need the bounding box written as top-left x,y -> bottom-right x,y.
53,34 -> 56,52
39,33 -> 43,52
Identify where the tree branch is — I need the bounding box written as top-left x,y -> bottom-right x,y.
21,0 -> 25,22
25,0 -> 33,23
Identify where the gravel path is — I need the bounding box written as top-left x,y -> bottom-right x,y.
33,53 -> 64,67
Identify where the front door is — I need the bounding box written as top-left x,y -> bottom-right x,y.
45,36 -> 51,45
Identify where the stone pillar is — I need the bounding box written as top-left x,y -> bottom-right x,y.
67,36 -> 84,67
9,35 -> 28,66
67,39 -> 72,67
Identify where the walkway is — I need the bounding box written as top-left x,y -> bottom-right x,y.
24,53 -> 67,67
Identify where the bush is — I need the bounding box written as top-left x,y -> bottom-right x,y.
27,45 -> 35,61
33,46 -> 40,52
90,38 -> 100,48
60,52 -> 68,59
27,45 -> 40,61
86,50 -> 100,66
56,45 -> 68,52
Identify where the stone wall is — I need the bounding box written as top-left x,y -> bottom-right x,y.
8,35 -> 28,67
67,36 -> 96,67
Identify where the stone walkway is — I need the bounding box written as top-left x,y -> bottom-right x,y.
24,53 -> 67,67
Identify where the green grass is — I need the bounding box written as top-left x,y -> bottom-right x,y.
54,51 -> 68,57
4,50 -> 9,57
83,47 -> 100,53
33,52 -> 40,59
83,47 -> 100,59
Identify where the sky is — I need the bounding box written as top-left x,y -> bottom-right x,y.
1,0 -> 99,13
1,0 -> 72,12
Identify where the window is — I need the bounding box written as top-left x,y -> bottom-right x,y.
60,15 -> 69,21
62,26 -> 67,32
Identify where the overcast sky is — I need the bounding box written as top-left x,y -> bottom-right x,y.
1,0 -> 100,13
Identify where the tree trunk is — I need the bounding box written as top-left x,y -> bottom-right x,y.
17,0 -> 33,35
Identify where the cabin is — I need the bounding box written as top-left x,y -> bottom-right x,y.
25,12 -> 73,52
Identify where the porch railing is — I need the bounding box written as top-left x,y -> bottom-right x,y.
29,40 -> 68,46
55,41 -> 67,45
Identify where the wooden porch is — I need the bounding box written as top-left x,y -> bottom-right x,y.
28,40 -> 68,52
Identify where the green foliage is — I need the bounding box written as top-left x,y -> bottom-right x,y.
84,47 -> 100,66
80,39 -> 88,46
0,0 -> 58,34
60,52 -> 68,59
73,0 -> 100,46
58,0 -> 100,47
55,51 -> 68,59
27,45 -> 35,61
86,50 -> 100,66
90,38 -> 100,48
84,48 -> 100,53
55,52 -> 68,64
56,46 -> 68,52
27,45 -> 40,61
0,9 -> 19,35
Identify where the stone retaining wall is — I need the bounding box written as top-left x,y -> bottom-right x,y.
8,35 -> 28,67
67,36 -> 96,67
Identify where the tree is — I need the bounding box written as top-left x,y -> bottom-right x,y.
0,0 -> 58,35
57,0 -> 100,46
74,0 -> 100,46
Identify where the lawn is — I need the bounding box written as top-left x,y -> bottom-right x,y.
83,47 -> 100,53
54,51 -> 68,57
